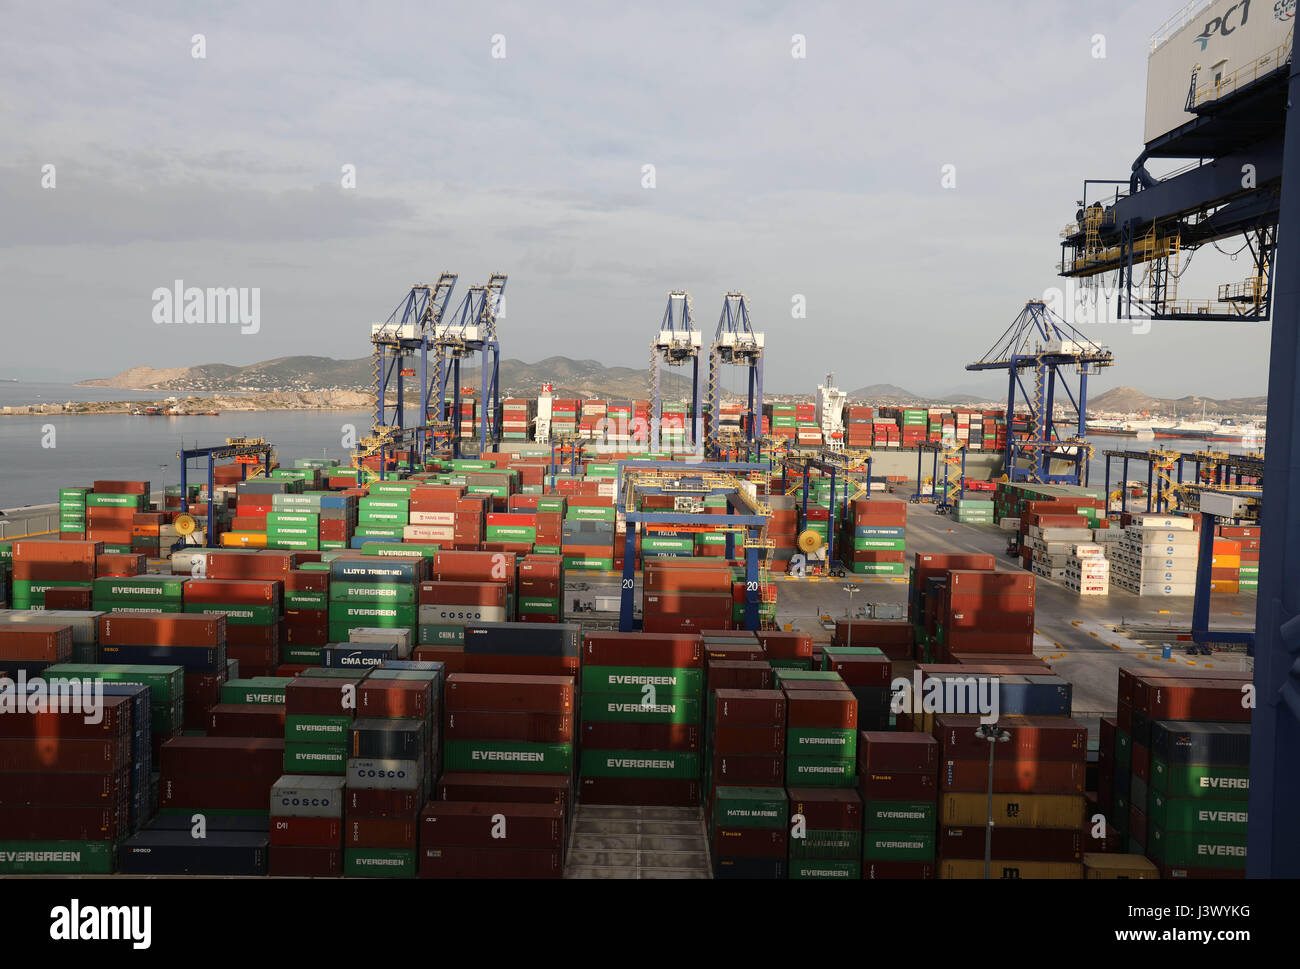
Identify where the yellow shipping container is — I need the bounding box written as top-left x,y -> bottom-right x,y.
220,531 -> 267,548
1083,853 -> 1160,879
941,793 -> 1085,828
941,859 -> 1083,879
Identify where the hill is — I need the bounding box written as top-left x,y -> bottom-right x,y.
79,355 -> 694,401
1090,386 -> 1268,417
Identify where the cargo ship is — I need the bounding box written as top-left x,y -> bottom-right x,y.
1152,420 -> 1261,443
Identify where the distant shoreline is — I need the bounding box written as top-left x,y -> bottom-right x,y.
0,390 -> 373,417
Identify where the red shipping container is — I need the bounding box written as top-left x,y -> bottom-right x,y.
444,673 -> 574,713
270,816 -> 341,848
99,613 -> 225,647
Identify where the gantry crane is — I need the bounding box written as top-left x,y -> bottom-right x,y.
649,291 -> 704,453
1063,10 -> 1295,875
706,292 -> 764,459
967,300 -> 1112,486
362,273 -> 459,472
430,273 -> 507,458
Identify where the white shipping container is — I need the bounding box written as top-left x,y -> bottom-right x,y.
1144,0 -> 1293,144
403,524 -> 455,542
409,511 -> 456,526
418,604 -> 508,625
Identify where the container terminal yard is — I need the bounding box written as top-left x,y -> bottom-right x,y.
0,3 -> 1295,938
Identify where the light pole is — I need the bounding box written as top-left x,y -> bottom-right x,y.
975,724 -> 1011,879
158,464 -> 168,512
843,585 -> 859,645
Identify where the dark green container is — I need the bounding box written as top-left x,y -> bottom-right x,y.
580,694 -> 701,724
581,666 -> 702,697
711,787 -> 787,829
443,740 -> 573,774
863,830 -> 936,861
344,848 -> 416,878
862,800 -> 936,830
283,742 -> 348,774
786,756 -> 856,788
580,749 -> 700,780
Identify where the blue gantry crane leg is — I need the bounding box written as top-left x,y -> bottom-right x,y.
1248,48 -> 1300,879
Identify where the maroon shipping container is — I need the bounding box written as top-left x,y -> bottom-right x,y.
270,816 -> 341,848
863,860 -> 935,879
419,845 -> 562,878
345,788 -> 421,819
444,710 -> 574,744
160,775 -> 279,811
0,624 -> 73,662
581,721 -> 701,752
941,758 -> 1085,794
184,578 -> 280,605
418,581 -> 507,607
705,660 -> 774,691
98,613 -> 225,647
939,823 -> 1086,860
704,644 -> 766,664
436,773 -> 572,816
205,551 -> 296,580
578,776 -> 699,807
756,630 -> 813,660
711,725 -> 786,756
787,788 -> 862,830
419,801 -> 565,849
582,632 -> 703,669
947,570 -> 1035,595
0,804 -> 120,841
445,673 -> 575,714
784,691 -> 857,729
712,689 -> 786,727
226,624 -> 281,648
713,827 -> 787,858
860,732 -> 939,773
42,587 -> 94,610
285,677 -> 364,716
934,715 -> 1087,761
12,561 -> 95,582
1132,743 -> 1151,782
858,770 -> 938,801
834,619 -> 913,646
943,609 -> 1035,632
1132,679 -> 1253,723
12,539 -> 102,564
0,737 -> 126,772
711,753 -> 785,786
358,681 -> 433,720
160,736 -> 285,777
0,770 -> 125,806
347,817 -> 418,850
823,654 -> 891,687
269,845 -> 341,876
0,695 -> 132,740
454,653 -> 578,677
207,704 -> 286,738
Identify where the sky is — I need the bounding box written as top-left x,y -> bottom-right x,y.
0,0 -> 1277,398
